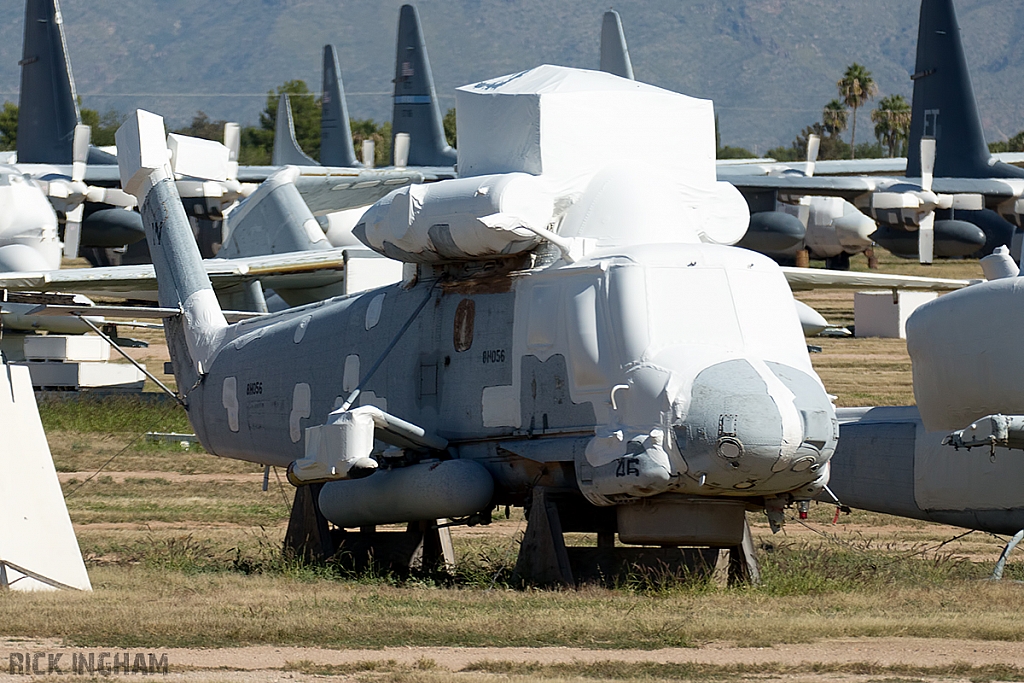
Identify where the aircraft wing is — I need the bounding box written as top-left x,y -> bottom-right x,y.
718,158 -> 908,178
292,169 -> 426,216
0,248 -> 394,302
993,152 -> 1024,167
236,165 -> 455,216
15,163 -> 123,187
782,267 -> 973,292
719,174 -> 883,200
25,164 -> 449,216
929,177 -> 1024,200
723,172 -> 1024,211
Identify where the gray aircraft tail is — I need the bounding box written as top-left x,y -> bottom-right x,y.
17,0 -> 79,164
320,45 -> 360,167
116,110 -> 228,381
219,166 -> 332,259
599,11 -> 634,80
907,0 -> 1024,180
273,94 -> 318,166
392,4 -> 457,167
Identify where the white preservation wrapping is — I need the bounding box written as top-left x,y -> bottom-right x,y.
354,173 -> 554,263
455,65 -> 716,198
907,277 -> 1024,431
294,407 -> 378,481
167,133 -> 230,182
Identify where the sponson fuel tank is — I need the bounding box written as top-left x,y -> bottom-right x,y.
318,459 -> 494,528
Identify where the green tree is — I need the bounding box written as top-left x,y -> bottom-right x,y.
990,131 -> 1024,153
80,108 -> 125,147
837,63 -> 878,159
260,80 -> 321,161
871,94 -> 911,157
443,107 -> 457,149
239,126 -> 272,165
0,101 -> 17,150
350,118 -> 392,167
822,99 -> 848,140
174,111 -> 227,141
769,123 -> 851,162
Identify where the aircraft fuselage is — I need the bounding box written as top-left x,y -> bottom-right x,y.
180,242 -> 837,509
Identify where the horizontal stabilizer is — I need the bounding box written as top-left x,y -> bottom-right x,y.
25,303 -> 263,322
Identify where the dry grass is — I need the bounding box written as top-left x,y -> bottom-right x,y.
2,562 -> 1024,650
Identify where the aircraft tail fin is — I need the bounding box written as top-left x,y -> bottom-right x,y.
272,94 -> 318,166
907,0 -> 1023,179
599,11 -> 634,80
116,110 -> 228,378
320,45 -> 360,167
392,4 -> 457,167
219,166 -> 331,259
17,0 -> 80,164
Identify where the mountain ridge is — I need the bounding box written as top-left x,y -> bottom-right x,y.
0,0 -> 1021,152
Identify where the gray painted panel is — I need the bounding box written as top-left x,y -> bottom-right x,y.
830,421 -> 921,520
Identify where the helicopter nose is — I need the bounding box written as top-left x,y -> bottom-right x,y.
676,358 -> 836,495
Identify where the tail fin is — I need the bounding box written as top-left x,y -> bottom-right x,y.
219,166 -> 331,258
392,4 -> 457,167
599,11 -> 634,80
116,110 -> 227,376
17,0 -> 80,164
272,94 -> 318,166
907,0 -> 1024,179
320,45 -> 360,167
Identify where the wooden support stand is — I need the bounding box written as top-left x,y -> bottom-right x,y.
513,487 -> 759,588
283,484 -> 454,574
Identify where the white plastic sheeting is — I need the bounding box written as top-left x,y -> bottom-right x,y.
455,66 -> 747,247
355,173 -> 553,262
354,65 -> 750,263
0,172 -> 62,271
455,65 -> 715,193
907,277 -> 1024,431
292,406 -> 379,482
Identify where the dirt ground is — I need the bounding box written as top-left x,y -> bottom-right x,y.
3,637 -> 1024,682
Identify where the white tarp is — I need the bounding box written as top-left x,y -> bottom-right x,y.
907,277 -> 1024,431
455,65 -> 716,196
0,362 -> 91,591
355,173 -> 553,263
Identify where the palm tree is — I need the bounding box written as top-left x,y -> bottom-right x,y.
822,100 -> 849,139
837,63 -> 878,159
871,94 -> 912,157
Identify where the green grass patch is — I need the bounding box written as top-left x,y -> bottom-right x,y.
38,394 -> 191,433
